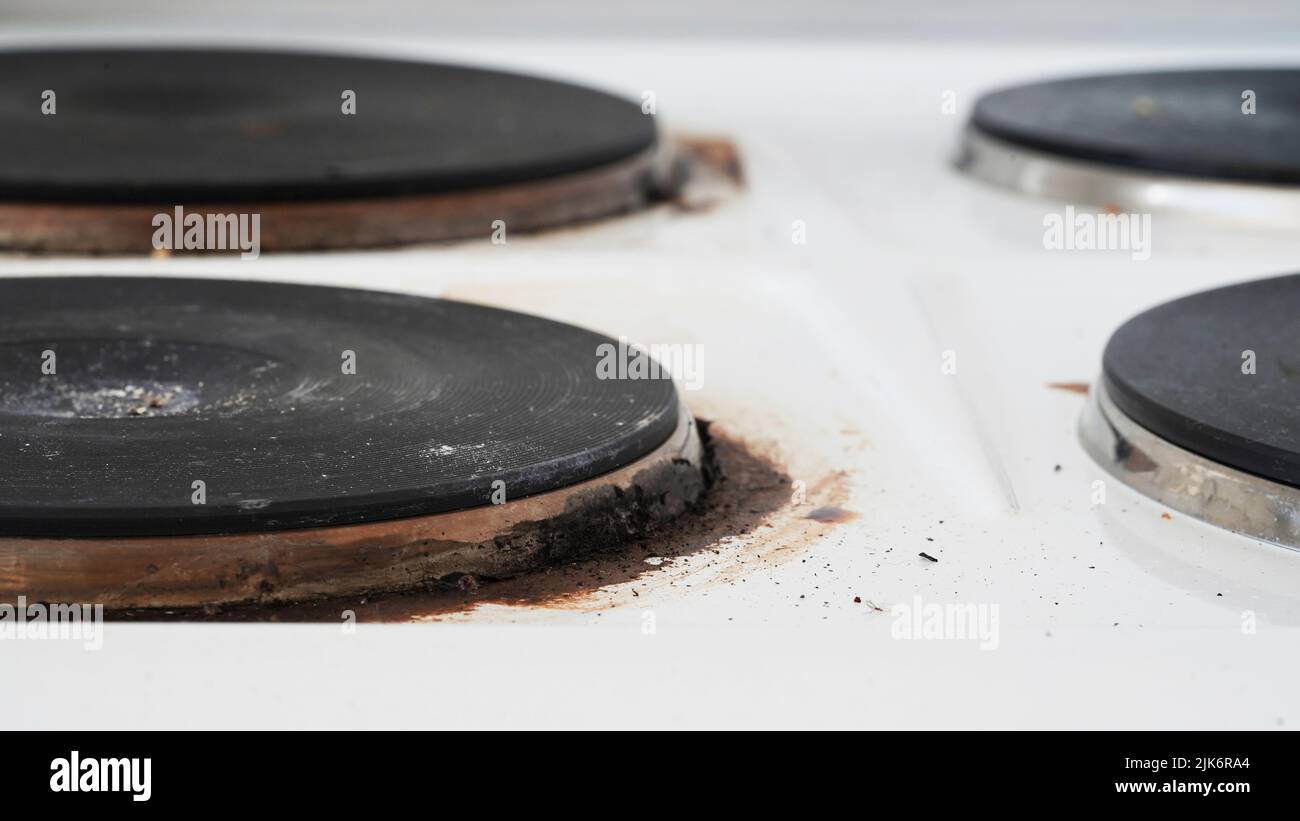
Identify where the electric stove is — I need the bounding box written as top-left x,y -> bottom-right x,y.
4,9 -> 1300,731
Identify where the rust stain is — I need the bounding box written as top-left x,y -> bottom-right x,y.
669,134 -> 745,187
660,134 -> 745,215
107,131 -> 748,252
804,505 -> 856,524
0,146 -> 665,255
4,410 -> 703,610
679,462 -> 852,597
668,197 -> 723,215
107,412 -> 854,624
239,121 -> 285,139
112,426 -> 812,623
1047,381 -> 1090,395
1117,440 -> 1159,473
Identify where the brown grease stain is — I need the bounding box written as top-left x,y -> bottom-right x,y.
1116,439 -> 1159,473
670,134 -> 746,187
661,133 -> 744,215
804,505 -> 856,523
0,147 -> 663,255
1047,381 -> 1090,395
239,121 -> 285,139
114,428 -> 807,623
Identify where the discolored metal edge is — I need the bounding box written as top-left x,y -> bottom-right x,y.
1080,379 -> 1300,551
0,143 -> 681,255
0,403 -> 705,609
956,125 -> 1300,229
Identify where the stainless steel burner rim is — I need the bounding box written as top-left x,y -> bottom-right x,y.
956,126 -> 1300,229
1080,379 -> 1300,551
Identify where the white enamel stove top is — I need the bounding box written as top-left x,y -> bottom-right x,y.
5,29 -> 1300,729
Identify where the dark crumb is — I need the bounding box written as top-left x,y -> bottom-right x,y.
853,596 -> 861,604
1053,464 -> 1061,472
919,552 -> 938,563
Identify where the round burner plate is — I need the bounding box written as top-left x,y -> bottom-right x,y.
1103,273 -> 1300,487
957,69 -> 1300,225
0,48 -> 655,201
971,69 -> 1300,184
0,277 -> 681,537
0,48 -> 667,252
1082,273 -> 1300,550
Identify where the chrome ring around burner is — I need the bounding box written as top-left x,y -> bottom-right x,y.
955,126 -> 1300,229
1080,380 -> 1300,551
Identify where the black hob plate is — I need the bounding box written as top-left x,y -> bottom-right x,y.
972,68 -> 1300,184
0,277 -> 680,537
1103,273 -> 1300,487
0,48 -> 656,202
